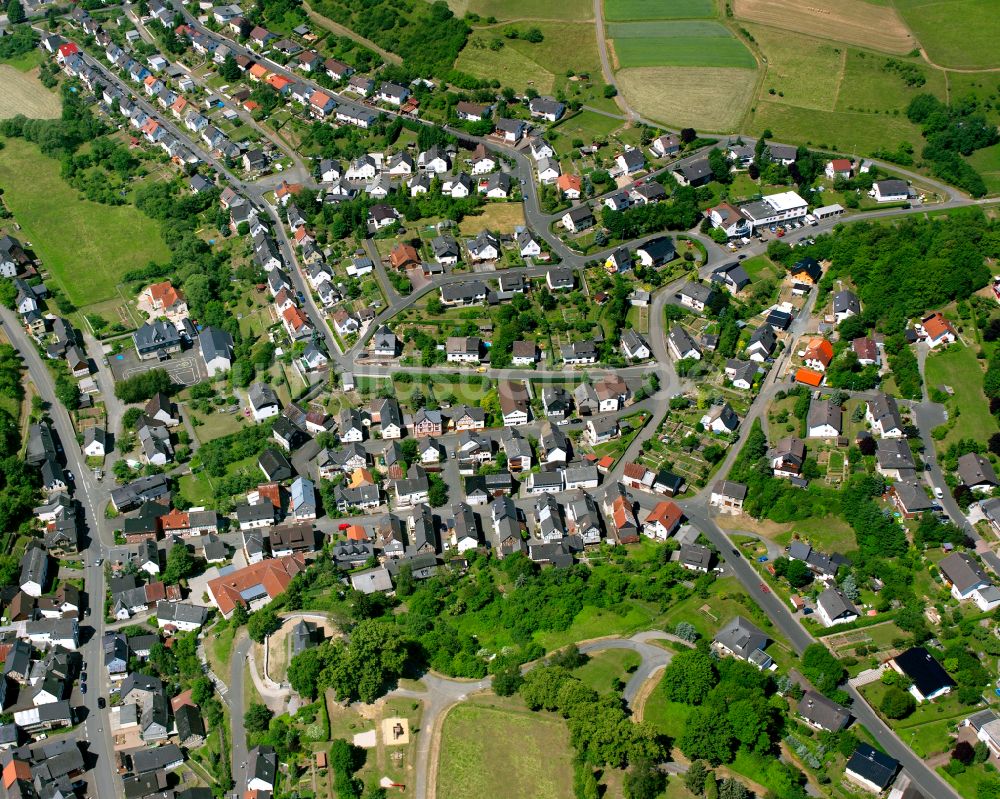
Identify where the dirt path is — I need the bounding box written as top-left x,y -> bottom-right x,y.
303,2 -> 402,65
592,0 -> 637,122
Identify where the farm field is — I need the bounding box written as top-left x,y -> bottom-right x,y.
436,698 -> 574,799
617,66 -> 757,131
609,21 -> 756,69
0,66 -> 61,120
456,22 -> 602,98
605,0 -> 714,20
741,24 -> 939,151
893,0 -> 1000,69
733,0 -> 916,54
0,138 -> 171,308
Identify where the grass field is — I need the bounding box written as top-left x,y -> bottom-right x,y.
733,0 -> 915,54
605,0 -> 714,20
609,21 -> 756,69
641,689 -> 692,739
551,109 -> 625,143
741,25 -> 938,151
893,0 -> 1000,69
457,202 -> 525,234
573,649 -> 641,694
0,66 -> 61,120
968,143 -> 1000,196
436,699 -> 574,799
462,0 -> 593,20
458,19 -> 602,91
924,344 -> 997,450
617,66 -> 758,131
0,138 -> 170,308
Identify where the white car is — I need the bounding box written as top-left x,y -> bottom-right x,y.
934,487 -> 944,499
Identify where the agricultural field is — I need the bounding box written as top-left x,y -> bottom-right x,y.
609,21 -> 755,69
436,698 -> 574,799
605,0 -> 714,20
733,0 -> 916,54
0,138 -> 171,308
455,22 -> 603,100
893,0 -> 1000,69
617,66 -> 758,131
741,25 -> 940,152
0,65 -> 61,120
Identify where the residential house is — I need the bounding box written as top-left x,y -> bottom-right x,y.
870,179 -> 908,203
816,587 -> 859,627
958,452 -> 998,491
866,393 -> 904,438
798,690 -> 851,732
845,745 -> 898,794
712,616 -> 772,668
710,480 -> 746,514
667,326 -> 701,361
644,501 -> 682,540
916,312 -> 957,349
678,281 -> 714,312
807,399 -> 842,438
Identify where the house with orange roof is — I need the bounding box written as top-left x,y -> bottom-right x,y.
254,482 -> 283,511
275,180 -> 302,206
557,173 -> 582,199
609,494 -> 640,544
802,337 -> 833,372
644,501 -> 683,540
292,226 -> 314,247
159,508 -> 191,536
389,242 -> 420,270
795,368 -> 824,387
346,524 -> 369,541
622,462 -> 655,491
2,760 -> 31,790
916,312 -> 957,349
266,74 -> 292,93
170,96 -> 188,118
349,468 -> 375,489
244,100 -> 260,112
140,118 -> 162,142
282,305 -> 312,339
140,280 -> 188,321
206,554 -> 306,617
248,63 -> 268,81
309,90 -> 336,118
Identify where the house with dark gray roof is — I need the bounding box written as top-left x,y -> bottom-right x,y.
890,646 -> 955,702
957,452 -> 998,491
816,586 -> 859,627
133,320 -> 181,360
845,744 -> 898,793
713,616 -> 771,668
198,326 -> 233,376
798,690 -> 851,731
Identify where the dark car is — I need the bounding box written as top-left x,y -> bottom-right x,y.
81,684 -> 87,694
97,697 -> 106,709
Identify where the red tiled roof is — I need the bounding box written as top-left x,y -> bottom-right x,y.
795,368 -> 824,387
207,555 -> 306,616
803,337 -> 833,367
159,508 -> 190,532
645,501 -> 682,530
3,760 -> 31,789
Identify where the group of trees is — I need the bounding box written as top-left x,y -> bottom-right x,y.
601,185 -> 702,239
60,136 -> 141,205
192,421 -> 275,478
907,94 -> 998,197
114,368 -> 174,403
519,664 -> 665,769
1,80 -> 106,159
286,619 -> 407,704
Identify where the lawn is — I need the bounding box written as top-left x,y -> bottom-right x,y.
534,604 -> 656,651
609,21 -> 756,69
551,110 -> 625,144
659,577 -> 782,648
436,698 -> 574,799
640,688 -> 692,739
605,0 -> 714,20
616,66 -> 757,132
0,138 -> 171,308
924,344 -> 997,450
573,649 -> 641,694
0,49 -> 45,71
457,202 -> 526,235
893,0 -> 1000,69
741,254 -> 780,281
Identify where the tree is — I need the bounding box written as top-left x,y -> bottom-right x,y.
288,646 -> 326,700
952,741 -> 976,765
247,607 -> 281,643
624,757 -> 666,799
881,686 -> 916,719
6,0 -> 24,24
841,573 -> 860,601
660,650 -> 717,704
219,53 -> 241,81
784,559 -> 812,588
801,644 -> 846,697
675,621 -> 699,642
231,602 -> 248,626
491,661 -> 523,696
428,474 -> 448,507
719,778 -> 751,799
679,707 -> 733,765
685,761 -> 709,795
244,702 -> 273,733
162,543 -> 197,583
114,368 -> 173,403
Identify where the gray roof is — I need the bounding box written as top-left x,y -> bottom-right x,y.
833,290 -> 861,315
668,325 -> 700,357
131,744 -> 184,774
198,325 -> 233,362
133,320 -> 181,352
713,480 -> 746,500
939,551 -> 991,594
248,382 -> 279,411
679,281 -> 713,304
876,438 -> 915,471
798,690 -> 850,731
846,744 -> 898,789
957,452 -> 998,488
875,178 -> 908,195
817,586 -> 858,622
892,481 -> 933,512
867,392 -> 902,433
807,398 -> 842,433
714,615 -> 768,659
157,601 -> 208,626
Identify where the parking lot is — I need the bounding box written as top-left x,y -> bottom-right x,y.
110,346 -> 206,386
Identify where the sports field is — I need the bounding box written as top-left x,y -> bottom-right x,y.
0,138 -> 171,308
609,20 -> 755,69
618,66 -> 757,131
733,0 -> 915,54
436,700 -> 574,799
605,0 -> 714,20
893,0 -> 999,69
0,66 -> 60,120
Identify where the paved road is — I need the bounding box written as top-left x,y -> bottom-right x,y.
0,308 -> 119,799
230,635 -> 252,796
